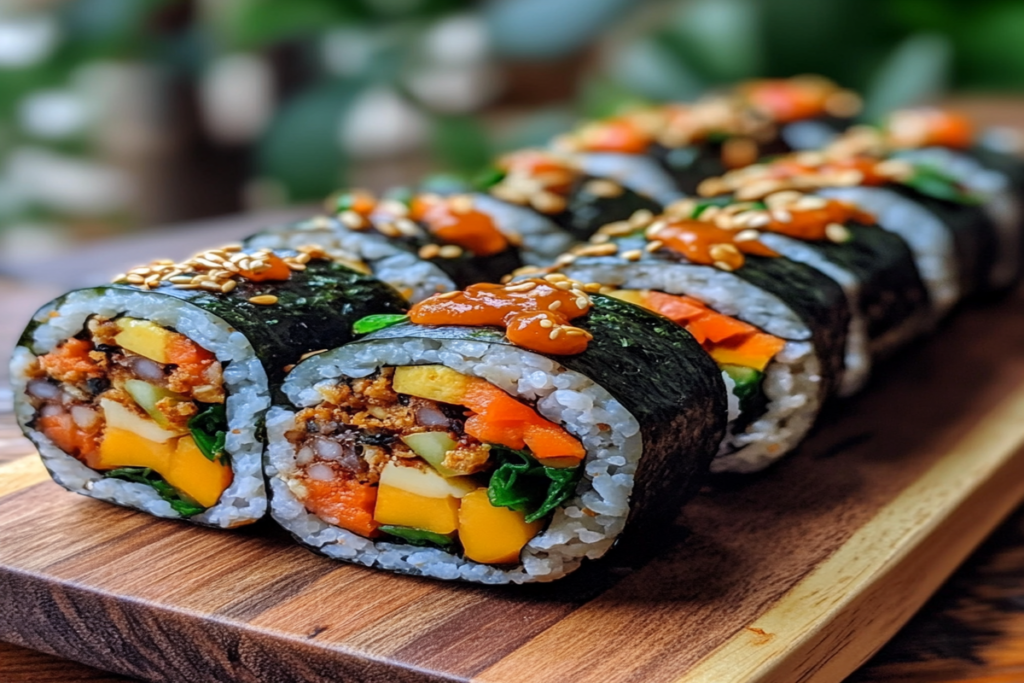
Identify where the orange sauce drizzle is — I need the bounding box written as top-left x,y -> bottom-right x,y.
410,195 -> 510,257
652,219 -> 779,271
496,150 -> 577,195
408,279 -> 593,355
763,199 -> 875,240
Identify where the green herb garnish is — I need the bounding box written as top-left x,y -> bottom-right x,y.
105,467 -> 206,517
473,166 -> 506,190
380,525 -> 458,550
903,164 -> 983,205
487,448 -> 582,523
353,313 -> 409,335
188,404 -> 228,464
692,196 -> 734,217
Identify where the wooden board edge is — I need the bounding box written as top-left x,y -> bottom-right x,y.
0,455 -> 49,498
677,383 -> 1024,683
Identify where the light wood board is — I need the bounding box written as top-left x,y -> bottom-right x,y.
3,292 -> 1024,683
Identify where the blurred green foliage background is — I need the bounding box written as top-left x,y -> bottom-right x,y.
1,0 -> 1022,252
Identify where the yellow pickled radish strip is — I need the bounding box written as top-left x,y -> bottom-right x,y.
165,436 -> 233,508
458,488 -> 544,564
374,486 -> 461,534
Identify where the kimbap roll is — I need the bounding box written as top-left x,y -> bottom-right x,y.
10,245 -> 406,527
265,278 -> 726,582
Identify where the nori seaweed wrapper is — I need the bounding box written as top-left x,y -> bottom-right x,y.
277,294 -> 727,576
549,175 -> 663,241
18,255 -> 408,389
555,238 -> 851,400
789,224 -> 931,346
648,143 -> 731,196
888,184 -> 999,299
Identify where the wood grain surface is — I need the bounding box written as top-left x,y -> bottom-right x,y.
3,285 -> 1024,682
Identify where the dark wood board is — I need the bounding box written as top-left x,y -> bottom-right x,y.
3,288 -> 1024,682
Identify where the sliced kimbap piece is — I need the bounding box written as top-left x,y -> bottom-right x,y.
481,148 -> 662,242
663,192 -> 931,392
10,246 -> 407,527
246,201 -> 456,304
265,278 -> 726,583
699,151 -> 998,319
527,210 -> 850,472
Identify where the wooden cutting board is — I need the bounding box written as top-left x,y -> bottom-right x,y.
4,292 -> 1024,683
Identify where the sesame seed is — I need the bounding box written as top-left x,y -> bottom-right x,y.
544,273 -> 569,282
312,215 -> 332,230
539,319 -> 554,328
765,191 -> 804,208
645,220 -> 668,240
555,254 -> 577,266
825,223 -> 851,243
548,300 -> 562,311
418,244 -> 441,259
200,281 -> 223,292
287,262 -> 307,271
794,196 -> 828,210
549,328 -> 562,340
449,195 -> 475,214
590,233 -> 611,244
645,240 -> 664,253
249,295 -> 279,305
220,280 -> 237,293
294,252 -> 312,264
490,184 -> 529,205
583,179 -> 624,198
621,249 -> 643,261
573,243 -> 619,257
599,220 -> 634,237
437,291 -> 460,299
772,209 -> 792,223
575,297 -> 589,309
219,243 -> 242,252
628,209 -> 654,228
531,191 -> 567,214
126,274 -> 145,284
583,283 -> 603,293
709,243 -> 741,261
554,281 -> 573,291
747,213 -> 770,227
438,245 -> 463,259
713,260 -> 735,271
394,218 -> 422,237
505,282 -> 537,293
376,222 -> 401,238
735,229 -> 760,242
665,198 -> 697,217
339,211 -> 365,229
378,199 -> 409,217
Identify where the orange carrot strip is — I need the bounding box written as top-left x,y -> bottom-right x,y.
301,477 -> 380,537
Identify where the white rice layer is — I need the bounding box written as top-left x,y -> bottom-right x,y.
897,147 -> 1022,290
10,289 -> 269,527
247,221 -> 455,303
818,186 -> 959,318
558,260 -> 823,473
266,338 -> 643,584
575,153 -> 687,206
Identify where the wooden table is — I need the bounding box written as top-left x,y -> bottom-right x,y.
6,111 -> 1024,680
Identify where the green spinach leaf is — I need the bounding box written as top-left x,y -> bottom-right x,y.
487,448 -> 583,523
188,404 -> 228,464
105,467 -> 206,517
353,313 -> 409,335
380,525 -> 457,550
903,165 -> 983,205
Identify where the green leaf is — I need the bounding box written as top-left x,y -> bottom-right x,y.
105,467 -> 206,517
903,164 -> 983,204
379,525 -> 457,549
472,166 -> 506,191
188,404 -> 228,464
353,314 -> 409,335
486,448 -> 582,523
693,196 -> 735,217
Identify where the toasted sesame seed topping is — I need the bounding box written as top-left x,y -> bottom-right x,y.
220,280 -> 237,293
339,211 -> 365,229
771,209 -> 792,223
505,281 -> 538,293
583,283 -> 603,293
573,243 -> 619,257
438,245 -> 463,259
418,244 -> 441,259
628,209 -> 655,228
554,281 -> 573,291
539,319 -> 554,328
735,229 -> 761,242
709,243 -> 741,261
713,260 -> 735,271
376,222 -> 401,238
583,179 -> 624,198
437,291 -> 460,299
548,300 -> 562,310
249,295 -> 279,305
825,222 -> 851,243
645,240 -> 664,253
621,249 -> 643,261
554,253 -> 577,266
531,191 -> 568,214
549,328 -> 562,340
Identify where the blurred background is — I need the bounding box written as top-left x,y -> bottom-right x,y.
1,0 -> 1023,258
